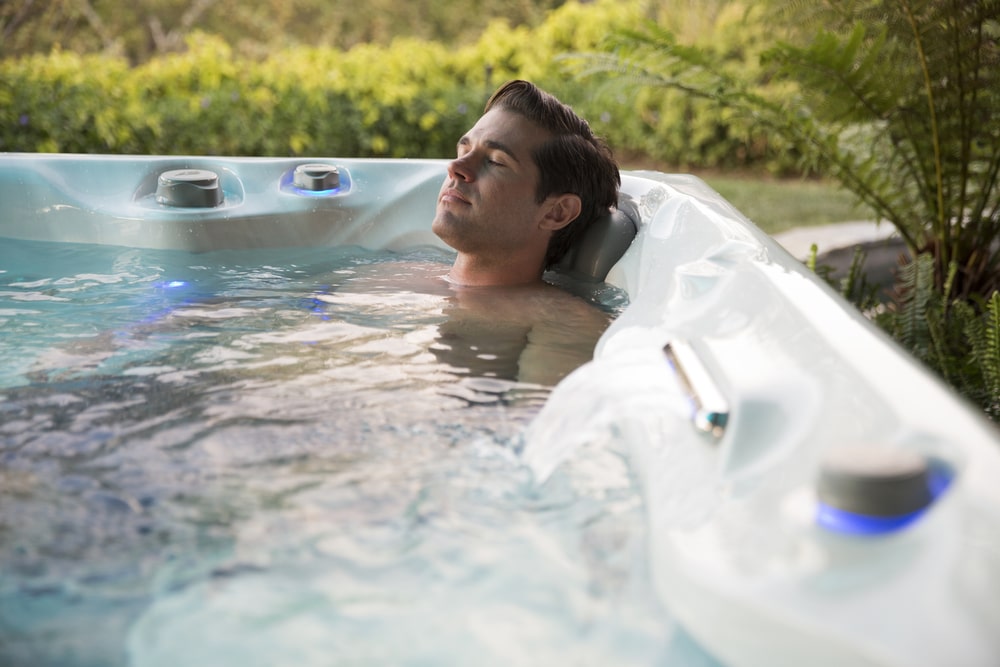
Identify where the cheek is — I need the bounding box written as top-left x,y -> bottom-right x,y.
492,179 -> 537,207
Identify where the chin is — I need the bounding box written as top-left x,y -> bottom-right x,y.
430,215 -> 455,247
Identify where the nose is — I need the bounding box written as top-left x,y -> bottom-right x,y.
447,153 -> 476,183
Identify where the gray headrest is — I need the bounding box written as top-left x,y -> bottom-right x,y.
556,194 -> 639,283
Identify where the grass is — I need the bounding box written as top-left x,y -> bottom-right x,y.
699,174 -> 878,235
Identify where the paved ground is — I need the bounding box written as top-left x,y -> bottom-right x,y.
772,221 -> 898,261
773,221 -> 909,298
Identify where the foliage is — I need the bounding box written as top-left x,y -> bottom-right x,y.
768,1 -> 1000,303
0,0 -> 568,64
564,2 -> 799,173
0,49 -> 149,153
579,0 -> 1000,300
876,254 -> 1000,420
1,2 -> 649,158
1,1 -> 807,172
807,244 -> 883,314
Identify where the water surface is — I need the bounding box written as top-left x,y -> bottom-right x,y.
0,239 -> 718,666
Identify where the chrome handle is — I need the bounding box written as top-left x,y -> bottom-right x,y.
664,340 -> 729,438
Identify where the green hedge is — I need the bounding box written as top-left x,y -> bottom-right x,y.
1,0 -> 795,171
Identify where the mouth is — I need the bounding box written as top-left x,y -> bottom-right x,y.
439,188 -> 471,206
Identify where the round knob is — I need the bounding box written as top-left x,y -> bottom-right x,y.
293,163 -> 340,192
818,445 -> 933,518
155,169 -> 223,208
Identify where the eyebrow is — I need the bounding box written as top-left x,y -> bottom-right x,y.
458,136 -> 522,164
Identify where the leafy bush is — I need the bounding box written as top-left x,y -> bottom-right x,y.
1,0 -> 798,172
0,50 -> 148,153
875,254 -> 1000,420
584,0 -> 1000,297
0,0 -> 570,65
565,1 -> 799,172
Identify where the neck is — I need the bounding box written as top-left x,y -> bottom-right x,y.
446,253 -> 546,287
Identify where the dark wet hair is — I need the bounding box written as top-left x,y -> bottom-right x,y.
484,80 -> 620,269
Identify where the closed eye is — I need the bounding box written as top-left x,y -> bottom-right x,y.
455,136 -> 520,166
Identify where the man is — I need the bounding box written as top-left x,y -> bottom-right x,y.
40,82 -> 619,393
420,80 -> 623,387
432,80 -> 620,287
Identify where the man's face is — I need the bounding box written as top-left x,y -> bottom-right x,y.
432,108 -> 553,258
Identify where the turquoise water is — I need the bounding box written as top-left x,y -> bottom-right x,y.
0,239 -> 720,666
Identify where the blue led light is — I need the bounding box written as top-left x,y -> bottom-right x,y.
279,166 -> 351,198
816,461 -> 954,536
816,503 -> 928,536
290,186 -> 346,197
166,280 -> 188,288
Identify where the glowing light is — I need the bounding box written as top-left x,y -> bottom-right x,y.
290,186 -> 345,198
278,166 -> 351,198
816,462 -> 954,536
816,504 -> 928,536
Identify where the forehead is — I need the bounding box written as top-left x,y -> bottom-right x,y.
462,108 -> 551,162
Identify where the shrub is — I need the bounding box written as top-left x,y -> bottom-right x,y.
0,49 -> 148,153
1,0 -> 796,171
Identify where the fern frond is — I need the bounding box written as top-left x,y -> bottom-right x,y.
764,23 -> 900,124
894,253 -> 936,360
968,291 -> 1000,417
839,246 -> 864,300
939,298 -> 980,401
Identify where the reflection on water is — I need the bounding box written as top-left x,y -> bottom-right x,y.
0,240 -> 718,666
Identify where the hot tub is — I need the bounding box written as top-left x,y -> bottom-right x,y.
1,154 -> 998,667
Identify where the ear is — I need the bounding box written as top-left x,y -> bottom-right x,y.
538,193 -> 582,231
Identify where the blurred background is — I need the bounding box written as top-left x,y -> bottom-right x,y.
0,0 -> 872,231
